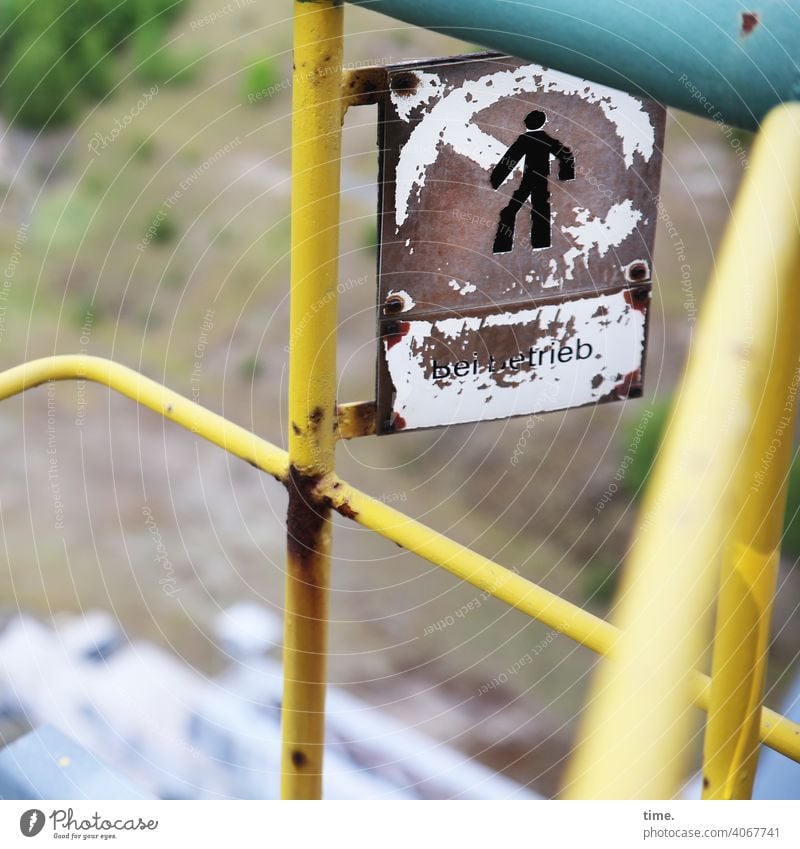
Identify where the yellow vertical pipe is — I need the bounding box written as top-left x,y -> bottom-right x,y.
565,103 -> 800,799
702,110 -> 800,799
281,0 -> 344,800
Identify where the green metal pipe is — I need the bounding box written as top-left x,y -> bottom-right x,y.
347,0 -> 800,130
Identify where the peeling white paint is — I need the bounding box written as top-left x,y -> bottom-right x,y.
385,290 -> 644,430
562,200 -> 643,281
541,258 -> 561,289
390,71 -> 447,122
447,279 -> 478,295
393,63 -> 655,230
432,315 -> 483,341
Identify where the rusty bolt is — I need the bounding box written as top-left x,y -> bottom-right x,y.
384,294 -> 404,314
632,287 -> 650,305
390,71 -> 419,97
384,321 -> 400,335
626,261 -> 651,283
627,385 -> 644,399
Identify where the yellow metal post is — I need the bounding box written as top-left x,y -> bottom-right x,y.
281,0 -> 344,800
702,105 -> 800,800
565,103 -> 800,799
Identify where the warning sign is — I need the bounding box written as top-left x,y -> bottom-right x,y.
375,53 -> 665,434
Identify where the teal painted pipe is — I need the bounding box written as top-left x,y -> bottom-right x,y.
347,0 -> 800,130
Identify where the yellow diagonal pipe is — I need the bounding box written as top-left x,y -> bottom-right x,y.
313,472 -> 800,764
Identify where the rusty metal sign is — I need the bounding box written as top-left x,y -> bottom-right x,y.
374,53 -> 666,434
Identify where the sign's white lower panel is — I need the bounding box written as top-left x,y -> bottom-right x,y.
383,289 -> 647,432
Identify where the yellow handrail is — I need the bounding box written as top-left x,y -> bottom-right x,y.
701,104 -> 800,800
566,102 -> 800,799
0,355 -> 288,480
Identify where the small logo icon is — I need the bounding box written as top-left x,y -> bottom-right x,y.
20,809 -> 45,837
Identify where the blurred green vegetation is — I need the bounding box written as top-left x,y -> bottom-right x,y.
146,209 -> 178,245
619,398 -> 672,496
360,220 -> 378,252
0,0 -> 189,128
242,57 -> 283,105
132,23 -> 202,86
238,353 -> 263,381
623,396 -> 800,557
781,456 -> 800,556
581,557 -> 620,606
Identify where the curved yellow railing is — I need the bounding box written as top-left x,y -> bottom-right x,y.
0,355 -> 288,481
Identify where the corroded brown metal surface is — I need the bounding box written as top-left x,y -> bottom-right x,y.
375,53 -> 665,434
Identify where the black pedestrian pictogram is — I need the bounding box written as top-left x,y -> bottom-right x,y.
490,110 -> 575,253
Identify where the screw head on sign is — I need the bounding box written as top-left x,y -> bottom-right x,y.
625,261 -> 651,283
384,295 -> 404,314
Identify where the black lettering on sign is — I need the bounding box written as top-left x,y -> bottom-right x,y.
429,340 -> 594,381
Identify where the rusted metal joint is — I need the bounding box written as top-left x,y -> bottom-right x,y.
286,466 -> 330,568
341,66 -> 388,116
285,467 -> 360,549
336,400 -> 377,439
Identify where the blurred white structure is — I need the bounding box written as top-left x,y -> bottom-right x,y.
0,608 -> 535,800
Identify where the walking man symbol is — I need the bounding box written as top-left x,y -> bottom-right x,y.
490,110 -> 575,253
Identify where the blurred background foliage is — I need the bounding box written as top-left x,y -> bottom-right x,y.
0,0 -> 192,127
